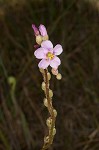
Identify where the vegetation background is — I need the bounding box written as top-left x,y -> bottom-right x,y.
0,0 -> 99,150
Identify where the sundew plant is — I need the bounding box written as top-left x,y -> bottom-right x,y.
32,24 -> 63,150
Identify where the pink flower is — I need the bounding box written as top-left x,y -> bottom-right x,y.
34,40 -> 63,69
32,24 -> 48,37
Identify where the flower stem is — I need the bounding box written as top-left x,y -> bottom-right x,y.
41,69 -> 56,150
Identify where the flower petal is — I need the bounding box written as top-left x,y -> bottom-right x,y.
32,24 -> 39,36
34,48 -> 47,59
50,56 -> 61,69
39,24 -> 48,36
41,40 -> 53,49
38,59 -> 50,69
53,44 -> 63,55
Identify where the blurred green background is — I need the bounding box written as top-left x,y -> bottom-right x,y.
0,0 -> 99,150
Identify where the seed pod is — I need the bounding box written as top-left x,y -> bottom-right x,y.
53,128 -> 56,136
43,98 -> 48,107
53,109 -> 57,117
36,35 -> 43,45
46,117 -> 52,128
49,89 -> 53,98
42,82 -> 46,91
56,73 -> 62,80
44,136 -> 49,143
47,72 -> 51,80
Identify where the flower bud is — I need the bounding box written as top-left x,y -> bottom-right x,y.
53,128 -> 56,136
44,136 -> 49,143
36,35 -> 43,45
53,109 -> 57,117
49,89 -> 53,98
32,24 -> 39,36
8,76 -> 16,92
56,73 -> 62,80
8,76 -> 16,85
47,72 -> 51,80
42,35 -> 49,41
42,82 -> 46,91
51,68 -> 58,75
43,98 -> 48,107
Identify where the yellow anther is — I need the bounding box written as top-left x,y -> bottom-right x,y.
46,52 -> 54,60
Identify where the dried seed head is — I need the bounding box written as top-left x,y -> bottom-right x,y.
43,98 -> 48,107
51,68 -> 58,75
56,73 -> 62,80
53,128 -> 56,136
42,82 -> 46,91
53,109 -> 57,117
49,89 -> 53,98
46,117 -> 52,128
44,136 -> 49,143
47,72 -> 51,80
36,35 -> 43,45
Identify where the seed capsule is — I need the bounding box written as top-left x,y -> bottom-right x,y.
47,72 -> 51,80
56,73 -> 62,80
43,98 -> 48,107
46,118 -> 52,128
42,82 -> 46,91
53,109 -> 57,117
44,136 -> 49,143
49,89 -> 53,98
53,128 -> 56,136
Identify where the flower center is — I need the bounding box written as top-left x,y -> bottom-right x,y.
46,52 -> 54,60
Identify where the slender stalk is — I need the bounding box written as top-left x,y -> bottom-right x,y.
41,69 -> 56,150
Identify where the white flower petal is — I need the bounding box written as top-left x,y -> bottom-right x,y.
53,44 -> 63,55
34,48 -> 47,59
50,56 -> 61,69
41,40 -> 53,49
38,59 -> 50,69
